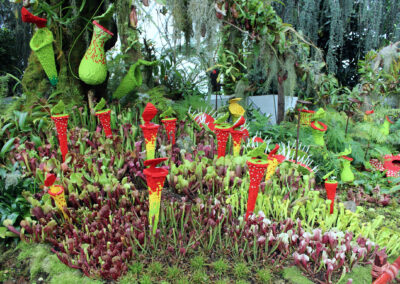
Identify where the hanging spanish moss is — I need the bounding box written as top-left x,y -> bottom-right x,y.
188,0 -> 220,64
272,0 -> 400,86
166,0 -> 193,51
325,0 -> 344,74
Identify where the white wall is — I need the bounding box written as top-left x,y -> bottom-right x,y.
208,95 -> 298,124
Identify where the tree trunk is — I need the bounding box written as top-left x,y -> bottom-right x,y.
21,0 -> 142,106
277,79 -> 285,124
115,1 -> 142,65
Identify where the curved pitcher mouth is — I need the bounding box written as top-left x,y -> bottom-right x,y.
143,167 -> 168,178
30,28 -> 53,51
386,116 -> 394,124
48,185 -> 64,196
299,109 -> 315,114
95,109 -> 111,115
247,158 -> 269,166
51,114 -> 69,118
340,155 -> 353,161
92,20 -> 114,36
311,121 -> 327,132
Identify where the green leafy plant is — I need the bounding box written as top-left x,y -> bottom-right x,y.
147,261 -> 163,277
256,268 -> 272,283
354,171 -> 391,195
233,262 -> 250,280
0,163 -> 37,239
190,256 -> 205,270
212,258 -> 229,276
191,270 -> 208,283
166,265 -> 182,280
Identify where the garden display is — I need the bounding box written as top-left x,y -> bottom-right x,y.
323,171 -> 338,214
50,100 -> 69,162
78,21 -> 113,85
245,143 -> 282,220
310,121 -> 327,146
112,59 -> 157,99
383,154 -> 400,177
310,108 -> 327,146
22,8 -> 58,86
143,158 -> 169,233
338,148 -> 354,183
230,116 -> 247,156
3,1 -> 400,283
45,173 -> 69,221
160,107 -> 177,144
299,109 -> 315,126
213,112 -> 232,158
94,98 -> 113,138
140,102 -> 159,160
190,109 -> 216,131
340,155 -> 355,183
2,103 -> 400,283
380,116 -> 394,136
228,97 -> 245,121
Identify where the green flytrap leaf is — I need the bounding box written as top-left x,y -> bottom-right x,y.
247,142 -> 268,160
214,112 -> 229,124
160,106 -> 175,118
51,100 -> 65,115
94,98 -> 107,112
0,138 -> 16,159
